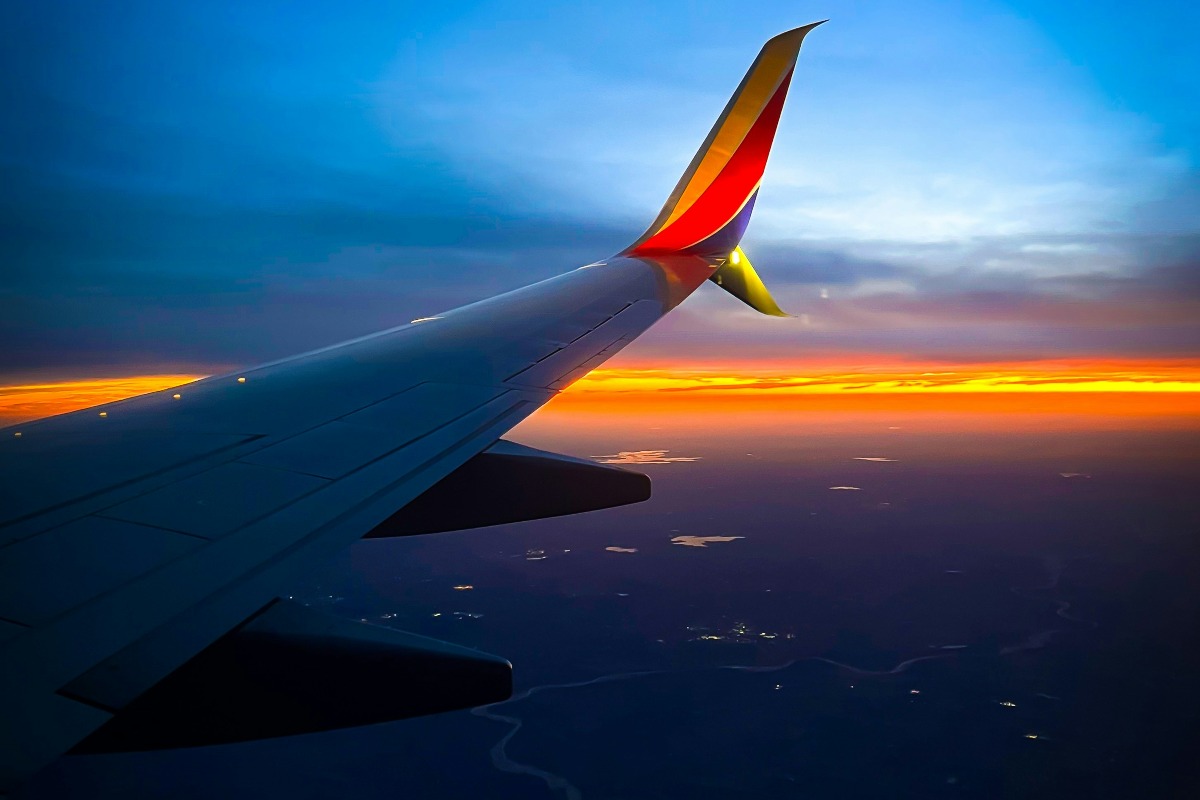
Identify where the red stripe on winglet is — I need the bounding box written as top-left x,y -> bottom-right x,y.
632,68 -> 794,254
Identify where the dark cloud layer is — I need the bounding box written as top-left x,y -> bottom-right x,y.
632,240 -> 1200,365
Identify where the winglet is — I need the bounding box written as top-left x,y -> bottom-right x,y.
622,21 -> 824,258
709,246 -> 790,316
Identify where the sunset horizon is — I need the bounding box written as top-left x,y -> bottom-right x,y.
4,357 -> 1198,428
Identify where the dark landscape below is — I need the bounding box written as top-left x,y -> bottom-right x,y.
19,400 -> 1200,799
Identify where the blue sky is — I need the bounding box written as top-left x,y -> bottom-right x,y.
2,0 -> 1197,375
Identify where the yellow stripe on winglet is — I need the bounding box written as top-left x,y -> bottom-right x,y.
660,28 -> 810,232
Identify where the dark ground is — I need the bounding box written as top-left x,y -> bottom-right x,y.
20,403 -> 1200,799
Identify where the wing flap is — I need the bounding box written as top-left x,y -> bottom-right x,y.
238,419 -> 424,480
99,463 -> 329,540
340,382 -> 502,430
0,620 -> 25,644
0,518 -> 202,626
0,430 -> 256,536
505,297 -> 661,388
240,383 -> 506,480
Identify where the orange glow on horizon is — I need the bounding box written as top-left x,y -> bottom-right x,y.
565,360 -> 1200,396
0,375 -> 204,426
1,359 -> 1198,427
546,361 -> 1200,424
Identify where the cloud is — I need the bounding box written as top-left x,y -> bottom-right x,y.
670,536 -> 744,548
592,450 -> 700,465
620,234 -> 1200,365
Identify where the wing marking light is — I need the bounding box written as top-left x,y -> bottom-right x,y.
237,377 -> 247,383
173,394 -> 182,400
729,250 -> 741,265
98,412 -> 107,417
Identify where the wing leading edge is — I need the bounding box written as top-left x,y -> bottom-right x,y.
0,24 -> 823,791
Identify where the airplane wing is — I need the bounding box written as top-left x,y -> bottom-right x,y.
0,22 -> 823,792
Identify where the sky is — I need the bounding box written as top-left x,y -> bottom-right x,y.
1,0 -> 1198,389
